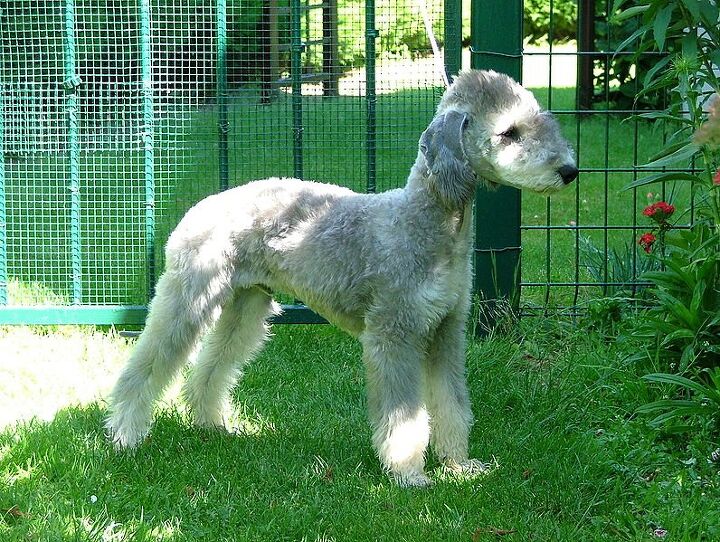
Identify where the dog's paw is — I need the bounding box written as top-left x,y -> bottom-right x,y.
105,413 -> 149,451
193,410 -> 247,435
440,458 -> 493,481
394,471 -> 434,488
105,424 -> 146,451
444,458 -> 490,474
193,416 -> 229,432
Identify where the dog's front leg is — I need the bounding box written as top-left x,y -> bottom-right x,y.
361,330 -> 431,487
425,309 -> 487,476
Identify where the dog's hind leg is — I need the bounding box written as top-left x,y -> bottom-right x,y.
361,326 -> 431,487
106,269 -> 226,449
183,287 -> 278,430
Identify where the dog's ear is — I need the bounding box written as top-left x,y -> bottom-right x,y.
419,110 -> 476,208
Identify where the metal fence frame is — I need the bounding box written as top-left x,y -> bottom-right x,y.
0,0 -> 676,326
517,0 -> 686,315
470,0 -> 523,322
0,0 -> 471,325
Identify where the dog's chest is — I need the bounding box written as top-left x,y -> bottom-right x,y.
414,227 -> 472,320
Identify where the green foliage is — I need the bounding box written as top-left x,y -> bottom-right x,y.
613,0 -> 720,434
337,1 -> 445,67
630,223 -> 720,374
585,296 -> 628,336
588,0 -> 720,109
575,233 -> 658,337
630,221 -> 720,435
591,6 -> 665,109
638,370 -> 720,432
611,0 -> 720,114
524,0 -> 577,43
578,234 -> 659,297
230,0 -> 449,78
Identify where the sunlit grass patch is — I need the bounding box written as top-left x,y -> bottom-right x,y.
2,322 -> 720,540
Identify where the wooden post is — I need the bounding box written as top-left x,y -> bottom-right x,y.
260,0 -> 279,103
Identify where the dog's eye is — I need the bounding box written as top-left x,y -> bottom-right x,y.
499,126 -> 520,141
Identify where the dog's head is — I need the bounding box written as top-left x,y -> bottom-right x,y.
421,70 -> 578,200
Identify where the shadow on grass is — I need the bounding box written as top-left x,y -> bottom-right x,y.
1,401 -> 379,540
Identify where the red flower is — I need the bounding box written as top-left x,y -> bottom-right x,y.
713,168 -> 720,185
642,201 -> 675,223
638,232 -> 657,253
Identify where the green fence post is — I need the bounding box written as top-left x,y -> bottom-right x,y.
470,0 -> 523,330
322,0 -> 339,96
365,0 -> 377,193
444,0 -> 463,80
139,0 -> 156,299
290,0 -> 304,179
0,89 -> 6,305
63,0 -> 82,305
217,0 -> 229,191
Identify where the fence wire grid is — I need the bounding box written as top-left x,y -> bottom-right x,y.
0,0 -> 688,324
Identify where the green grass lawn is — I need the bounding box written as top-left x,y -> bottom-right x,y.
2,321 -> 719,541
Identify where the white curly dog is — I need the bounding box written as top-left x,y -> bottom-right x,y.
107,70 -> 577,487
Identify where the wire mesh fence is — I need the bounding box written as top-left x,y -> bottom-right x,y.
0,0 -> 449,323
518,0 -> 691,314
0,0 -> 694,324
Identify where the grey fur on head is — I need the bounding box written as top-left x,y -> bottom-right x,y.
434,70 -> 578,194
105,69 -> 578,488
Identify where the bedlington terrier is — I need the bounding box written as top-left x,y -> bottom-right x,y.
106,70 -> 577,487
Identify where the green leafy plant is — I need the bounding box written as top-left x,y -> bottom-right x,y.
524,0 -> 577,44
617,2 -> 720,213
578,234 -> 659,297
575,231 -> 660,335
631,222 -> 720,373
612,0 -> 720,432
637,369 -> 720,432
591,3 -> 666,109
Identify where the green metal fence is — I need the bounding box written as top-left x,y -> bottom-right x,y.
518,0 -> 690,315
0,0 -> 688,325
0,0 -> 457,325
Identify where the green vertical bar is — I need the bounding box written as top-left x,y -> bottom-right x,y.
217,0 -> 229,191
444,0 -> 463,79
0,89 -> 6,305
291,0 -> 303,179
64,0 -> 82,304
471,0 -> 523,323
139,0 -> 156,298
365,0 -> 377,193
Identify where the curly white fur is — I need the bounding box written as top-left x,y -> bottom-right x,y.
106,70 -> 577,487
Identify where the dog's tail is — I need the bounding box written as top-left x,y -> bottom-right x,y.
105,265 -> 227,448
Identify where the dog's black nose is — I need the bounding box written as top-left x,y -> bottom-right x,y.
558,165 -> 579,185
